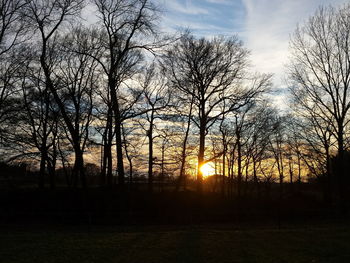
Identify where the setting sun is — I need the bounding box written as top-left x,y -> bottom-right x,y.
200,162 -> 216,177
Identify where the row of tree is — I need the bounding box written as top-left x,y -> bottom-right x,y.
1,1 -> 349,204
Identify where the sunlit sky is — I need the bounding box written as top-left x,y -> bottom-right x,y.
153,0 -> 348,104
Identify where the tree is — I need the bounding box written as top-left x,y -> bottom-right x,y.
288,104 -> 334,201
121,120 -> 144,186
92,0 -> 162,186
23,0 -> 87,186
289,4 -> 350,206
0,0 -> 26,56
241,102 -> 275,195
0,0 -> 27,141
137,65 -> 170,191
0,49 -> 23,143
174,88 -> 195,192
162,33 -> 269,192
269,114 -> 287,192
55,27 -> 99,186
232,104 -> 251,197
18,55 -> 59,188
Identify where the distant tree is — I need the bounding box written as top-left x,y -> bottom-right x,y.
121,120 -> 144,185
218,101 -> 233,195
232,104 -> 251,197
269,114 -> 287,193
175,89 -> 195,192
284,116 -> 307,189
137,65 -> 170,191
242,102 -> 275,195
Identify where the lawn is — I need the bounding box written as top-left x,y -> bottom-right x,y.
1,224 -> 350,263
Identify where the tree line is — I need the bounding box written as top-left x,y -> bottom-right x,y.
1,0 -> 349,207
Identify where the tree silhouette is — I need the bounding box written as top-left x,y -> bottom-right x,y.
162,33 -> 268,192
289,4 -> 350,207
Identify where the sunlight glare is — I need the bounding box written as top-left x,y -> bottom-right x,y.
200,162 -> 215,177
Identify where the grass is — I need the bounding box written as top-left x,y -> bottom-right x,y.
1,224 -> 350,263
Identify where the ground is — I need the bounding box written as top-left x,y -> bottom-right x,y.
1,224 -> 350,263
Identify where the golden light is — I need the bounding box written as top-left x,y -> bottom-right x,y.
200,162 -> 216,177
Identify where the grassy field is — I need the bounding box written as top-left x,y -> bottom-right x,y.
1,224 -> 350,263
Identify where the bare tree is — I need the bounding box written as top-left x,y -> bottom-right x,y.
55,27 -> 99,186
0,50 -> 23,141
174,89 -> 195,192
162,33 -> 269,192
0,0 -> 27,141
18,57 -> 59,188
240,102 -> 275,195
269,115 -> 286,192
289,4 -> 350,205
288,107 -> 334,201
92,0 -> 162,186
137,65 -> 170,191
232,104 -> 252,197
0,0 -> 27,56
23,0 -> 87,186
121,120 -> 144,186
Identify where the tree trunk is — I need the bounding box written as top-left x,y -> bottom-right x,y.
40,40 -> 87,188
236,132 -> 242,197
324,144 -> 332,204
148,111 -> 154,192
74,145 -> 86,188
106,110 -> 113,186
176,98 -> 194,192
101,108 -> 112,186
221,141 -> 226,196
337,127 -> 345,212
197,106 -> 206,193
39,150 -> 46,189
115,116 -> 125,186
160,143 -> 165,192
48,148 -> 56,190
108,77 -> 125,187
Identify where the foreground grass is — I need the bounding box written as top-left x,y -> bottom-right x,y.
1,224 -> 350,263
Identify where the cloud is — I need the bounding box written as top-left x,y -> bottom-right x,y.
205,0 -> 233,5
163,0 -> 209,15
240,0 -> 349,86
81,4 -> 99,24
155,0 -> 242,38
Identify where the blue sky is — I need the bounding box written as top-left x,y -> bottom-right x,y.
156,0 -> 245,36
155,0 -> 349,96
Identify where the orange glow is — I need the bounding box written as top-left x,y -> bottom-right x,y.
200,162 -> 215,177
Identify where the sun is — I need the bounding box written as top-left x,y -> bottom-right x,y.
200,162 -> 215,177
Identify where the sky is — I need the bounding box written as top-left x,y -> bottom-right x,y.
154,0 -> 349,101
82,0 -> 349,106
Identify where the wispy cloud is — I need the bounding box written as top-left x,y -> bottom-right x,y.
151,0 -> 350,97
155,0 -> 242,37
205,0 -> 234,5
240,0 -> 349,84
166,0 -> 209,15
